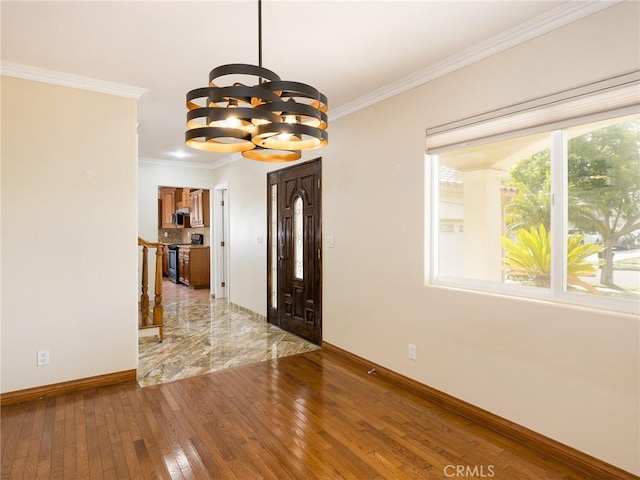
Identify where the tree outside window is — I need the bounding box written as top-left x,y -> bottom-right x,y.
434,113 -> 639,309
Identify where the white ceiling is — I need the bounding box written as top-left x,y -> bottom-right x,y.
1,1 -> 613,168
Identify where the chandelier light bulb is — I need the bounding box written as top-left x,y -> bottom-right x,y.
225,116 -> 242,129
277,132 -> 293,142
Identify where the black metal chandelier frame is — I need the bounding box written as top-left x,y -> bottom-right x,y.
185,0 -> 328,162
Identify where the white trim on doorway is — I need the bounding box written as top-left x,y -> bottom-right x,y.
213,183 -> 230,300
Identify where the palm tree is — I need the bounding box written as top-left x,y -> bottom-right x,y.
504,186 -> 551,234
502,224 -> 603,291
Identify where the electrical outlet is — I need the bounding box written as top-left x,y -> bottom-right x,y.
37,350 -> 50,366
326,235 -> 335,248
408,344 -> 416,361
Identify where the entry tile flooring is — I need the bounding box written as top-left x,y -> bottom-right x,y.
138,281 -> 319,387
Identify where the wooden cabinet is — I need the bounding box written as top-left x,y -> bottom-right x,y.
177,188 -> 191,210
178,248 -> 190,285
189,189 -> 210,228
160,187 -> 192,229
159,187 -> 177,228
178,246 -> 210,289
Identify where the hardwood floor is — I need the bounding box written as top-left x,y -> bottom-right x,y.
1,348 -> 600,480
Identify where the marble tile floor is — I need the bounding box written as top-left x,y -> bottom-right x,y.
138,285 -> 320,387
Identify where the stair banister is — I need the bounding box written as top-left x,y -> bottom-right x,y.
137,237 -> 164,341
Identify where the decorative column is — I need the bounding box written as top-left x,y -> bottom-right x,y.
459,169 -> 505,282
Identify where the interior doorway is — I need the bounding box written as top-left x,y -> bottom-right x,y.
213,184 -> 230,299
267,158 -> 322,345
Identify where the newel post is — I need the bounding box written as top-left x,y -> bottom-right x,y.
140,245 -> 150,323
153,246 -> 164,341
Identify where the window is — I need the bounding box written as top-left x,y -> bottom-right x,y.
270,183 -> 278,308
436,131 -> 553,285
294,196 -> 304,280
427,73 -> 640,314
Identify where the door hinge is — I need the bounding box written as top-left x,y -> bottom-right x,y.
221,200 -> 225,206
221,281 -> 226,287
221,241 -> 225,247
317,178 -> 320,189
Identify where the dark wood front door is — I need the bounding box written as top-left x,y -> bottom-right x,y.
267,158 -> 322,345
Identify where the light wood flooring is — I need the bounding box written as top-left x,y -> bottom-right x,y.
1,348 -> 601,479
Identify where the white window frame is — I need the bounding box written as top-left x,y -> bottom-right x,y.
427,72 -> 640,315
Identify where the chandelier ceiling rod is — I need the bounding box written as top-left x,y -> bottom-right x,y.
258,0 -> 262,69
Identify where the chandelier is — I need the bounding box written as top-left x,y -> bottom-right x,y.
185,0 -> 328,162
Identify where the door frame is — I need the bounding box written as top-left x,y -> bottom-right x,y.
213,183 -> 230,299
267,158 -> 322,344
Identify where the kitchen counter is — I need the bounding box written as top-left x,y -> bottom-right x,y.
163,243 -> 209,248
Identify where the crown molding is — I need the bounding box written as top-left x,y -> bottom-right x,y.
330,0 -> 622,121
138,156 -> 232,170
1,61 -> 148,100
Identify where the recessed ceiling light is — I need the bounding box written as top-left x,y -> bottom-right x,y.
168,150 -> 191,159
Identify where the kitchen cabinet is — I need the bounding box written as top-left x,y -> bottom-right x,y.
177,187 -> 191,210
178,246 -> 210,289
160,187 -> 191,229
178,248 -> 189,285
189,189 -> 210,228
159,187 -> 177,228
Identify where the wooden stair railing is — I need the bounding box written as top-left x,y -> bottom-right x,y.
138,237 -> 164,342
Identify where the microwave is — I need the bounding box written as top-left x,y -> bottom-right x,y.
172,212 -> 189,226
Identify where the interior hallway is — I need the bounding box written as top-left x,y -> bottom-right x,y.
138,280 -> 319,387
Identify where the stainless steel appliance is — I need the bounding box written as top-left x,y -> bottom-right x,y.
172,212 -> 189,226
167,245 -> 179,283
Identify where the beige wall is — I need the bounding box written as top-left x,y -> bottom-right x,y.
1,77 -> 139,392
212,158 -> 310,314
215,3 -> 640,474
